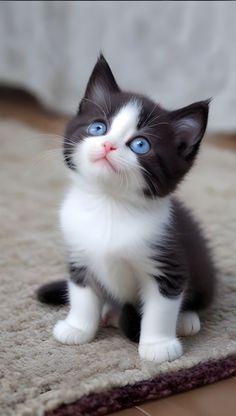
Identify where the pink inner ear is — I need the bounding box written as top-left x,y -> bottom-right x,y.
171,100 -> 209,149
177,118 -> 199,131
175,115 -> 202,145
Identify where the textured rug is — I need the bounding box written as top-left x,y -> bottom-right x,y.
1,120 -> 236,416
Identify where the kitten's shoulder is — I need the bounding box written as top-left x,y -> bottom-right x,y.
170,195 -> 201,230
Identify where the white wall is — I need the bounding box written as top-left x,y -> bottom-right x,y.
1,1 -> 236,132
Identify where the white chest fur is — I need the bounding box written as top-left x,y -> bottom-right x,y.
60,185 -> 171,302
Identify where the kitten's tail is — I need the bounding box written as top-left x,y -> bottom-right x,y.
36,280 -> 68,305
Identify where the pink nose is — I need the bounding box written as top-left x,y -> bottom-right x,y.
103,141 -> 117,153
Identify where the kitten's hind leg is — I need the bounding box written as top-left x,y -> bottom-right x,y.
101,304 -> 120,328
53,280 -> 101,345
119,303 -> 141,343
177,311 -> 200,336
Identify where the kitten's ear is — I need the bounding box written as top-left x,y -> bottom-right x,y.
81,54 -> 120,105
170,100 -> 210,161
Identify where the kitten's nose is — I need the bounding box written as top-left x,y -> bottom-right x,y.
103,141 -> 117,153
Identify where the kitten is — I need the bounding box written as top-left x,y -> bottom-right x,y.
37,55 -> 215,363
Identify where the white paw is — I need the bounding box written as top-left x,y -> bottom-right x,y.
177,311 -> 201,336
139,338 -> 183,363
53,320 -> 95,345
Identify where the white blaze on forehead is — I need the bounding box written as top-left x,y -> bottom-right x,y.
109,101 -> 141,141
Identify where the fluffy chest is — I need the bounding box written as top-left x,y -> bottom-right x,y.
61,187 -> 170,255
60,187 -> 171,301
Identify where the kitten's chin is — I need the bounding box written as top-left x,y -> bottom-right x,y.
76,159 -> 120,188
73,154 -> 144,195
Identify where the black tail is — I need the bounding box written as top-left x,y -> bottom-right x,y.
36,280 -> 68,305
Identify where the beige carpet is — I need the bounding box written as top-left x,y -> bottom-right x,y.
1,120 -> 236,416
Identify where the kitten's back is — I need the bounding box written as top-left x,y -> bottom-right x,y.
172,197 -> 216,310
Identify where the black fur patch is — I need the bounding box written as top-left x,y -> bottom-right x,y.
36,280 -> 68,305
151,197 -> 216,303
69,263 -> 87,286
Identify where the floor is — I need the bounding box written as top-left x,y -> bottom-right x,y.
1,88 -> 236,416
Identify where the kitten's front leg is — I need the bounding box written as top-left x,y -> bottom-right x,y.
53,269 -> 101,345
139,279 -> 183,363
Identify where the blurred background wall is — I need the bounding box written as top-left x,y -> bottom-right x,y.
0,1 -> 236,132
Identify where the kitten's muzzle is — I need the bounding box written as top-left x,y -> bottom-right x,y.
91,141 -> 118,171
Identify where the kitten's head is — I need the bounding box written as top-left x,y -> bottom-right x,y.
64,55 -> 209,198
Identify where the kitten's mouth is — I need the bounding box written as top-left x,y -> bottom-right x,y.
92,156 -> 117,172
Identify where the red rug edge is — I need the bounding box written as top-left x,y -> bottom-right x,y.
46,353 -> 236,416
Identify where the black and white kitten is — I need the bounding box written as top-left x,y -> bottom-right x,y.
37,55 -> 215,363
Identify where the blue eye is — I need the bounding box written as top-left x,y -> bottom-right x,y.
129,137 -> 151,154
88,121 -> 107,136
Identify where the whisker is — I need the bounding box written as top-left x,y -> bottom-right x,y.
100,87 -> 111,115
107,90 -> 112,113
146,113 -> 163,126
24,152 -> 65,179
112,156 -> 130,192
141,132 -> 159,140
113,155 -> 145,193
138,164 -> 160,198
118,169 -> 124,191
30,134 -> 77,149
82,97 -> 108,119
145,121 -> 169,130
142,103 -> 159,126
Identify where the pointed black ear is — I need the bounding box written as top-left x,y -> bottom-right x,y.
170,100 -> 210,161
83,54 -> 120,102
